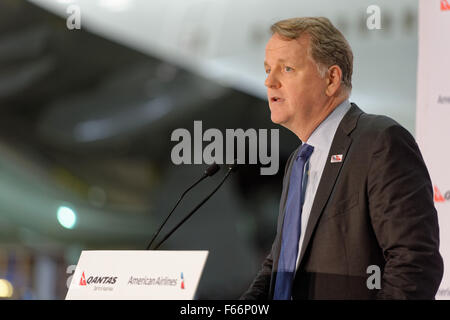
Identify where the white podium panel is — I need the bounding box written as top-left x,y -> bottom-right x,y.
66,250 -> 208,300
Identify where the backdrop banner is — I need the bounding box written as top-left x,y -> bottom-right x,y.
416,0 -> 450,300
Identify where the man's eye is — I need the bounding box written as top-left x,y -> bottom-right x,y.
284,66 -> 293,72
265,69 -> 271,74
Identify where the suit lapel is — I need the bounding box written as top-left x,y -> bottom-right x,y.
296,103 -> 363,266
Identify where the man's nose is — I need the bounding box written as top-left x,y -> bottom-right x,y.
264,72 -> 281,89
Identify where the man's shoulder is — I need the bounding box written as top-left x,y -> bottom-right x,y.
352,105 -> 414,142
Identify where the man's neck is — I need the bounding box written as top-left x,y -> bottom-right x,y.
296,95 -> 348,142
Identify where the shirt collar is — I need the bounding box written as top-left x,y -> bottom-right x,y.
305,99 -> 351,150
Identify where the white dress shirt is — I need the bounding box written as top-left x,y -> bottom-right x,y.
295,99 -> 352,270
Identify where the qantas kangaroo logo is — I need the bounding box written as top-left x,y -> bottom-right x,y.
442,0 -> 450,11
434,186 -> 450,202
80,272 -> 87,286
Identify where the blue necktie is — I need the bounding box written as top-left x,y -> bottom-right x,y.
273,143 -> 314,300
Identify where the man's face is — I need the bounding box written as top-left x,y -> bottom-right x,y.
264,33 -> 328,130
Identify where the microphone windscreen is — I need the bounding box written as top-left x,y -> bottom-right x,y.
228,162 -> 239,172
205,163 -> 220,176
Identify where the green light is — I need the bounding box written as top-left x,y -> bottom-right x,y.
57,206 -> 77,229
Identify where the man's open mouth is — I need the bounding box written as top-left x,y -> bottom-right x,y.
271,97 -> 284,102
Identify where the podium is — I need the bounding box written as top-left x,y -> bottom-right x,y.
66,250 -> 209,300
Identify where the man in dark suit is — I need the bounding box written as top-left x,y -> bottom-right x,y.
241,17 -> 443,300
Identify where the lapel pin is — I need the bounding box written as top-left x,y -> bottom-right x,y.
331,154 -> 343,163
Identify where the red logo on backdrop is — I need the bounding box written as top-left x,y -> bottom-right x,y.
181,272 -> 185,290
442,0 -> 450,11
434,186 -> 450,202
80,272 -> 87,286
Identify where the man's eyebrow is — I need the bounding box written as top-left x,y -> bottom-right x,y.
264,59 -> 288,67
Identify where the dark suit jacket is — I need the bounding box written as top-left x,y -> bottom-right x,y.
241,103 -> 444,300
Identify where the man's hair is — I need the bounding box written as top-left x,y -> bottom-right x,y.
270,17 -> 353,91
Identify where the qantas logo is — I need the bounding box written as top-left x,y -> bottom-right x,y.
434,186 -> 450,202
80,272 -> 87,286
442,0 -> 450,11
79,271 -> 118,286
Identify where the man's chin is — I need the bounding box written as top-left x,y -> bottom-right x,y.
270,114 -> 287,125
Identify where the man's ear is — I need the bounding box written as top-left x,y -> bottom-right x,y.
325,65 -> 343,97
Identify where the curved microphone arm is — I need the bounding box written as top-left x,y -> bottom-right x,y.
145,163 -> 220,250
153,165 -> 236,250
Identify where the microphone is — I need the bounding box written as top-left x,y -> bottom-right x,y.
152,162 -> 239,250
145,163 -> 220,250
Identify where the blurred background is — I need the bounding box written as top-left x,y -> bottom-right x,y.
0,0 -> 418,299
